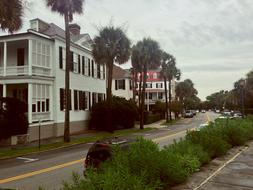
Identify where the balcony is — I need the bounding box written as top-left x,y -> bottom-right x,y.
0,65 -> 51,77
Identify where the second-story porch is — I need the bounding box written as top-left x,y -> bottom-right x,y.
0,37 -> 52,77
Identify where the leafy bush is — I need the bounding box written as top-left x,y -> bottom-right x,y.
0,97 -> 28,140
89,96 -> 138,131
144,112 -> 161,124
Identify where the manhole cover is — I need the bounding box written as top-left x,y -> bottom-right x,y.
228,162 -> 248,170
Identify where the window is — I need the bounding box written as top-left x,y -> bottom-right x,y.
92,92 -> 97,105
97,63 -> 101,79
59,47 -> 63,69
98,93 -> 104,102
60,88 -> 72,111
32,40 -> 51,67
32,84 -> 50,113
146,83 -> 152,88
115,79 -> 125,90
73,53 -> 79,73
156,83 -> 163,88
153,73 -> 157,79
158,92 -> 163,99
149,93 -> 152,99
74,90 -> 78,110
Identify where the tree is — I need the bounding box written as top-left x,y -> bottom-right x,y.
0,0 -> 23,33
160,52 -> 180,122
46,0 -> 84,142
132,38 -> 161,129
176,79 -> 198,111
92,26 -> 131,103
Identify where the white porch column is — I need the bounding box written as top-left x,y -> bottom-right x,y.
3,84 -> 6,97
28,39 -> 33,76
28,83 -> 33,123
3,42 -> 7,76
49,85 -> 53,120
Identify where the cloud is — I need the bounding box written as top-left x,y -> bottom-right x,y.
1,0 -> 253,100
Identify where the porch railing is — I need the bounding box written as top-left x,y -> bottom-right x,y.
32,65 -> 51,76
32,112 -> 51,122
6,66 -> 29,76
0,65 -> 51,77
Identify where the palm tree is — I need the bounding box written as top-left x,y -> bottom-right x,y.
0,0 -> 23,33
131,45 -> 143,104
92,26 -> 131,103
46,0 -> 84,142
160,52 -> 180,122
132,38 -> 161,129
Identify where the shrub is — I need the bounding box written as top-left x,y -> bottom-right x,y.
89,96 -> 138,131
144,112 -> 161,124
186,127 -> 231,158
0,97 -> 28,140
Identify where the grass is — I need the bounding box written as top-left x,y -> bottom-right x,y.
160,118 -> 180,126
0,128 -> 155,160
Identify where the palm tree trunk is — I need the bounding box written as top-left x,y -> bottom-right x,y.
64,12 -> 70,143
105,59 -> 114,132
164,77 -> 169,122
106,59 -> 114,103
168,80 -> 172,121
138,72 -> 142,107
140,66 -> 147,130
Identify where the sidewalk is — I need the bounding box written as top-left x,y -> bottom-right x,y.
200,141 -> 253,190
172,141 -> 253,190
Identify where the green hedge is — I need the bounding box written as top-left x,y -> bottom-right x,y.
59,118 -> 253,190
89,96 -> 138,131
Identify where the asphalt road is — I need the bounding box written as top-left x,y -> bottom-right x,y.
0,111 -> 218,190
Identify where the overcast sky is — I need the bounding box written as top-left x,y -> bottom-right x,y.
2,0 -> 253,100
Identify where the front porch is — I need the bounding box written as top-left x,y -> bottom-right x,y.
0,39 -> 52,77
0,83 -> 53,124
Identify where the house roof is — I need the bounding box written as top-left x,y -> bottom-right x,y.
113,65 -> 131,79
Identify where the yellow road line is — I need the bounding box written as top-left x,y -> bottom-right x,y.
0,159 -> 84,184
153,129 -> 193,142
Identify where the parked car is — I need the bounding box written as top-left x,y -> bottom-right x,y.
232,111 -> 243,118
184,110 -> 194,118
191,110 -> 197,116
84,137 -> 135,174
201,109 -> 206,113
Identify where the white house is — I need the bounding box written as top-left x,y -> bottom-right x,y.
112,65 -> 133,100
136,69 -> 176,111
0,18 -> 106,141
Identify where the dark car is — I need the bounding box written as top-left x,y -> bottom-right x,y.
84,137 -> 134,172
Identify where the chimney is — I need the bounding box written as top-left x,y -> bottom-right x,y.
69,24 -> 81,35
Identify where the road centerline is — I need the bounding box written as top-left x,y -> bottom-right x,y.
0,159 -> 84,184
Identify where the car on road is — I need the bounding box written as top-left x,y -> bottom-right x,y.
232,111 -> 243,118
201,109 -> 206,113
84,137 -> 134,173
184,110 -> 194,118
191,110 -> 197,116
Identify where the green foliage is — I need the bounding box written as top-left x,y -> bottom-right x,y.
144,112 -> 161,124
61,119 -> 253,190
0,97 -> 28,140
89,96 -> 138,131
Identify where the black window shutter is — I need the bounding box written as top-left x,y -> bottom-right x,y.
82,56 -> 85,75
123,79 -> 125,90
115,80 -> 118,90
71,51 -> 74,71
74,90 -> 78,110
69,89 -> 72,110
78,55 -> 81,73
91,60 -> 94,77
60,88 -> 64,111
88,92 -> 91,110
59,47 -> 63,69
88,59 -> 91,76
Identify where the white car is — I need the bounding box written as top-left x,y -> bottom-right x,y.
196,123 -> 209,131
